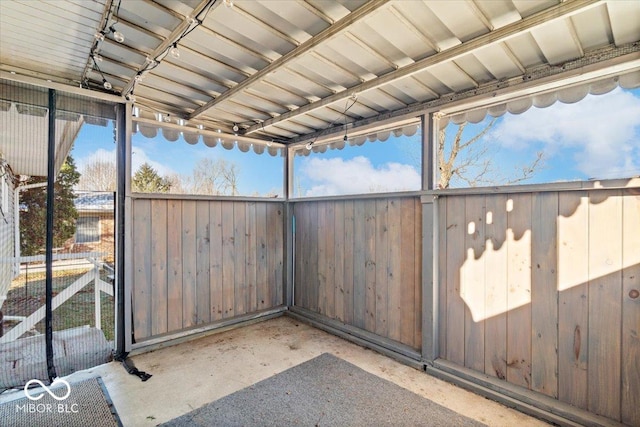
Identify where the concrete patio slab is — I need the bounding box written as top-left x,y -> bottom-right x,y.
1,316 -> 550,426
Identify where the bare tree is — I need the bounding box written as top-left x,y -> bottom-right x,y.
437,118 -> 544,189
182,158 -> 240,196
77,159 -> 116,191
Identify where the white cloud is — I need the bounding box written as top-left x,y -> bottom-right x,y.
75,146 -> 177,177
75,148 -> 115,171
131,147 -> 177,177
489,88 -> 640,179
299,156 -> 420,197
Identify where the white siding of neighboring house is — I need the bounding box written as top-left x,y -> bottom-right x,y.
0,162 -> 16,310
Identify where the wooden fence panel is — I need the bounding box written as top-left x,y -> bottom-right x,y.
131,198 -> 284,340
557,191 -> 589,409
150,199 -> 168,336
132,199 -> 151,340
196,201 -> 210,325
444,196 -> 465,365
463,195 -> 485,372
437,189 -> 640,424
364,199 -> 377,334
209,201 -> 223,321
333,201 -> 345,323
182,200 -> 197,328
483,194 -> 507,380
352,201 -> 366,329
167,199 -> 184,332
531,193 -> 558,398
245,202 -> 257,313
400,198 -> 416,346
267,203 -> 284,307
342,200 -> 355,325
621,188 -> 640,426
388,199 -> 403,343
506,193 -> 532,389
293,196 -> 422,350
587,191 -> 622,420
221,202 -> 235,318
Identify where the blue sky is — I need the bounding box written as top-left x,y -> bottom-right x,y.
72,126 -> 285,196
71,86 -> 640,196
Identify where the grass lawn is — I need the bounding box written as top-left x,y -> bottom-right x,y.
4,268 -> 115,341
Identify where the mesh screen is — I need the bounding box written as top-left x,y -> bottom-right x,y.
0,79 -> 118,390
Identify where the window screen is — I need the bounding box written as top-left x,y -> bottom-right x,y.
76,216 -> 100,243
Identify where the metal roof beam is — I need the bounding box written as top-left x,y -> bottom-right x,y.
286,44 -> 640,145
187,0 -> 389,120
120,0 -> 214,98
244,0 -> 600,135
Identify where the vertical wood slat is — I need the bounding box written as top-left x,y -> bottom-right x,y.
484,194 -> 508,380
343,200 -> 355,324
246,202 -> 257,313
294,203 -> 306,308
167,200 -> 183,332
182,200 -> 197,328
387,199 -> 402,342
445,196 -> 465,365
221,202 -> 235,318
233,202 -> 246,315
506,193 -> 532,389
334,201 -> 345,322
132,199 -> 151,340
209,201 -> 223,321
621,189 -> 640,426
196,201 -> 210,325
588,190 -> 622,420
308,202 -> 319,313
364,199 -> 377,334
399,198 -> 415,345
325,202 -> 335,318
375,199 -> 389,337
150,200 -> 168,336
256,202 -> 269,309
438,197 -> 448,358
557,192 -> 588,408
463,195 -> 485,372
267,202 -> 284,307
317,202 -> 327,316
413,198 -> 422,350
531,192 -> 558,398
353,200 -> 366,329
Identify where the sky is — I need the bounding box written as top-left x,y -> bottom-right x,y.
70,86 -> 640,197
72,126 -> 285,196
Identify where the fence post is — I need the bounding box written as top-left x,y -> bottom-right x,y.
94,264 -> 102,330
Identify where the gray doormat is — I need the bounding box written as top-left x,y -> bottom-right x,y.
0,377 -> 121,427
162,353 -> 486,427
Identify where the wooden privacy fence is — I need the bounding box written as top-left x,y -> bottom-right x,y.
293,196 -> 422,351
131,198 -> 284,341
437,188 -> 640,425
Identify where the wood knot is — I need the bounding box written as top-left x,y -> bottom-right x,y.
629,289 -> 640,299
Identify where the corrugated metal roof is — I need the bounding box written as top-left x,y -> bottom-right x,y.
1,0 -> 639,146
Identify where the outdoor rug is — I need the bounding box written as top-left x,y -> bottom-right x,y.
161,353 -> 486,427
0,376 -> 121,427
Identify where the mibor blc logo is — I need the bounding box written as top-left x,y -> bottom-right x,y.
16,378 -> 79,414
24,379 -> 71,401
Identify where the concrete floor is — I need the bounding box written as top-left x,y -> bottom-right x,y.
6,316 -> 550,426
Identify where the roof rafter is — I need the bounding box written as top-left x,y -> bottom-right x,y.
187,0 -> 389,120
244,0 -> 600,136
120,0 -> 214,98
